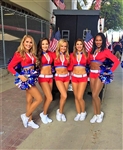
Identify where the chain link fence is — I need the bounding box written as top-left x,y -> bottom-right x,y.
0,6 -> 50,68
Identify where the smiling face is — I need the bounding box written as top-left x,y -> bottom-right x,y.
23,37 -> 33,52
41,39 -> 49,52
75,41 -> 83,52
59,42 -> 67,53
95,35 -> 103,48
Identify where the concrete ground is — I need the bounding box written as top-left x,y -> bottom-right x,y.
1,66 -> 123,150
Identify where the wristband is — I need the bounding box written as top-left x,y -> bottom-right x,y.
15,72 -> 20,77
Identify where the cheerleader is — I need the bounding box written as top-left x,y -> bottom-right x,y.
68,39 -> 88,121
8,35 -> 43,129
37,38 -> 54,124
89,32 -> 120,123
54,39 -> 70,122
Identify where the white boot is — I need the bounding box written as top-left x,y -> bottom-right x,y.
61,114 -> 66,122
56,109 -> 62,121
90,115 -> 97,123
74,114 -> 81,121
28,120 -> 39,129
96,111 -> 104,123
21,113 -> 29,128
80,111 -> 87,121
47,116 -> 52,123
40,112 -> 48,124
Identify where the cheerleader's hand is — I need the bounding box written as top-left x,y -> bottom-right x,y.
103,72 -> 109,75
103,70 -> 112,75
18,75 -> 28,82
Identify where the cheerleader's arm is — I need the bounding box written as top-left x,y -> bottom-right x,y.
7,52 -> 22,76
67,53 -> 74,72
105,50 -> 120,72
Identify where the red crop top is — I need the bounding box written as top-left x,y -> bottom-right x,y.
53,53 -> 69,67
8,52 -> 36,75
68,53 -> 89,71
41,51 -> 54,66
89,49 -> 120,72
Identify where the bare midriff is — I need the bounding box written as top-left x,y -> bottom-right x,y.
40,65 -> 52,75
55,67 -> 68,74
73,66 -> 86,74
90,62 -> 101,70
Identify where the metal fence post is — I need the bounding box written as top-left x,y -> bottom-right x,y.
41,20 -> 43,38
1,6 -> 6,68
25,15 -> 27,35
47,22 -> 50,38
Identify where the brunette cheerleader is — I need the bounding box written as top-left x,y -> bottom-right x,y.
89,33 -> 120,123
68,39 -> 88,121
37,38 -> 54,124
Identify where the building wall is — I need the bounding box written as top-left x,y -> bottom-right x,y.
9,0 -> 57,21
64,0 -> 72,9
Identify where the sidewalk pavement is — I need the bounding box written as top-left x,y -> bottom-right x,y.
0,68 -> 9,78
1,66 -> 123,150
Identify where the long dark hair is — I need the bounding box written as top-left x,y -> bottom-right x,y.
91,32 -> 106,54
37,37 -> 50,68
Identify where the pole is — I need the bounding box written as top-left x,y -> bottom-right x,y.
1,6 -> 6,68
25,15 -> 27,35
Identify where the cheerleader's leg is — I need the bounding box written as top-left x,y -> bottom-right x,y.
26,85 -> 43,116
26,91 -> 33,121
39,81 -> 53,115
90,77 -> 104,123
39,81 -> 53,124
90,77 -> 103,114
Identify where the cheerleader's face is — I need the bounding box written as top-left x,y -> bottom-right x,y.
23,38 -> 33,51
60,42 -> 67,54
76,41 -> 83,53
42,40 -> 49,52
95,35 -> 103,48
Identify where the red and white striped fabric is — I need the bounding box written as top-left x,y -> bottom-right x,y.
84,38 -> 93,52
48,38 -> 58,52
54,0 -> 66,10
94,0 -> 102,10
85,39 -> 110,52
84,31 -> 111,52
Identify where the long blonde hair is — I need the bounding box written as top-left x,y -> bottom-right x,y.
73,38 -> 88,58
16,35 -> 39,66
55,39 -> 69,62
